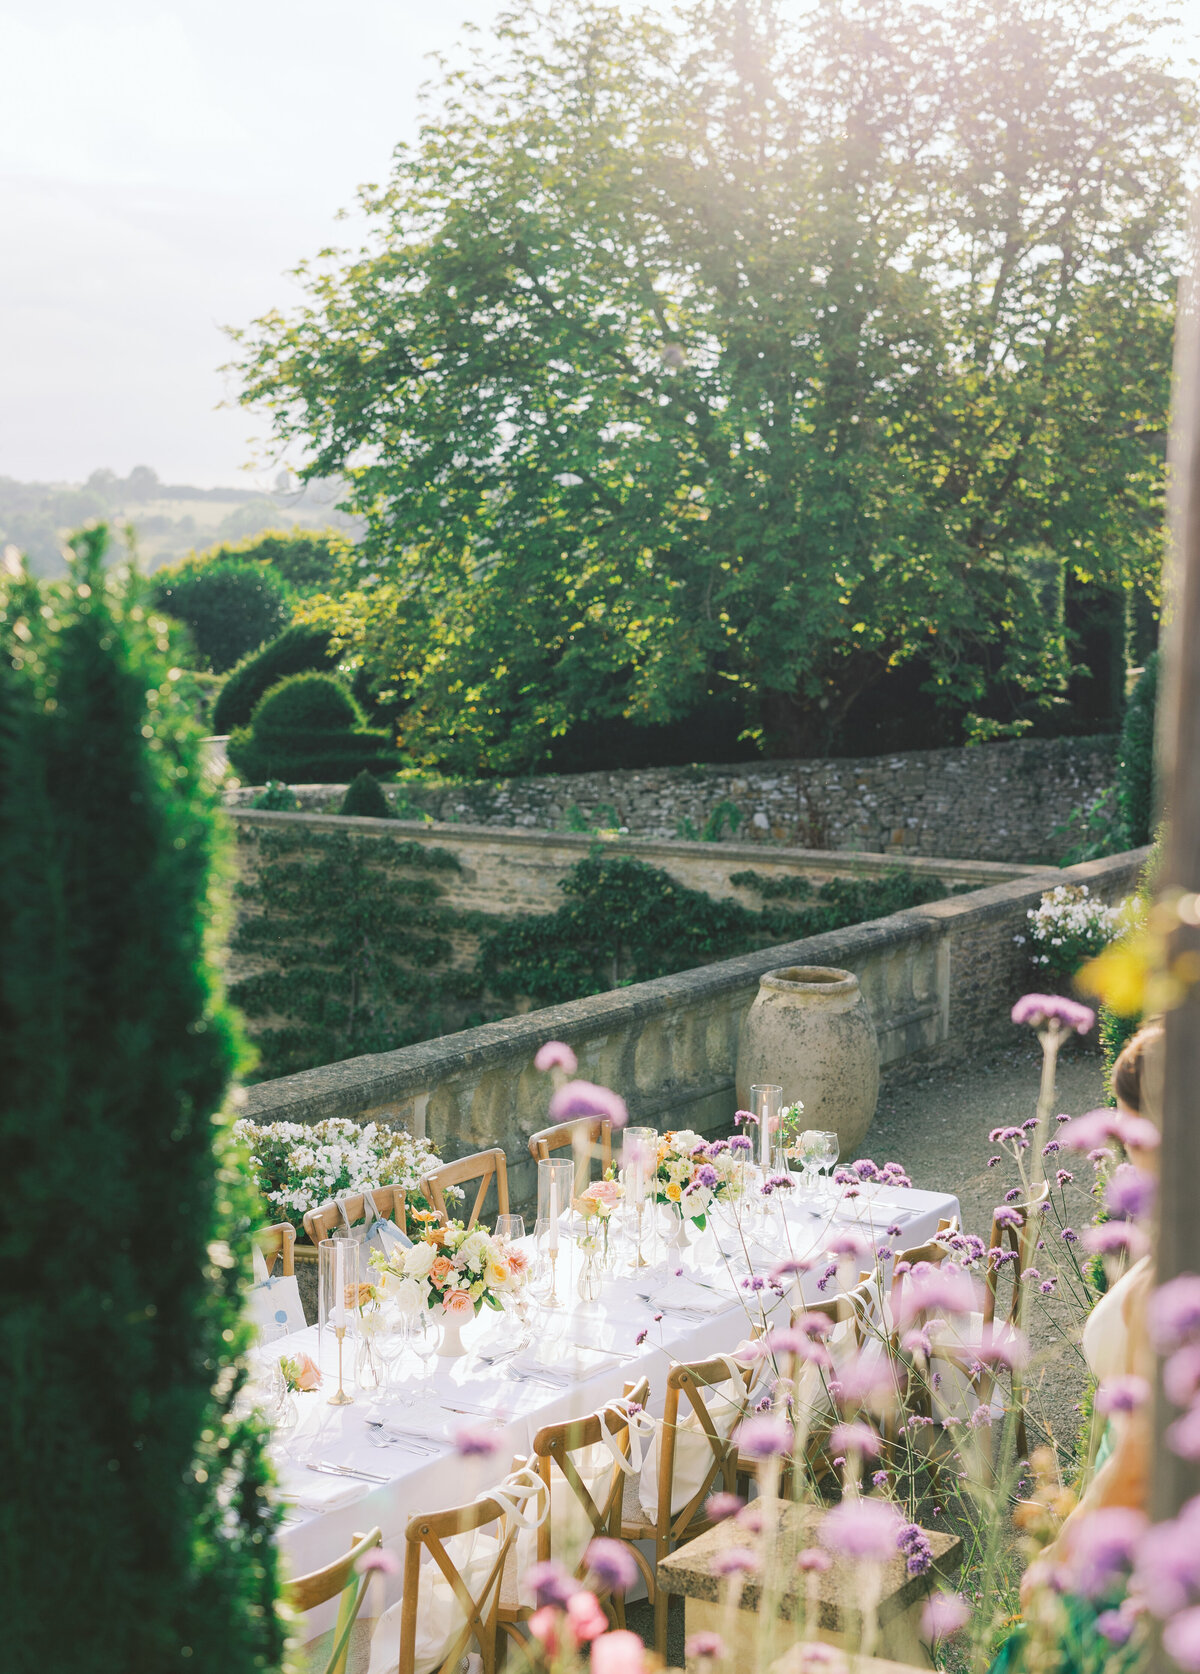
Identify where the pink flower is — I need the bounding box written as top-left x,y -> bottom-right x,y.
549,1079 -> 628,1128
1105,1164 -> 1156,1221
705,1492 -> 742,1522
819,1498 -> 903,1562
357,1547 -> 401,1575
454,1423 -> 500,1457
1165,1345 -> 1200,1408
581,1179 -> 623,1210
441,1287 -> 474,1319
797,1547 -> 832,1573
585,1538 -> 637,1593
686,1632 -> 725,1662
591,1628 -> 647,1673
529,1607 -> 561,1653
1095,1375 -> 1151,1416
1150,1275 -> 1200,1352
1164,1606 -> 1200,1672
895,1264 -> 981,1327
535,1040 -> 578,1075
829,1421 -> 882,1458
566,1590 -> 608,1644
735,1415 -> 795,1458
973,1322 -> 1030,1370
1062,1507 -> 1146,1598
1011,994 -> 1095,1033
1082,1223 -> 1149,1261
713,1546 -> 759,1575
922,1591 -> 970,1639
1167,1406 -> 1200,1461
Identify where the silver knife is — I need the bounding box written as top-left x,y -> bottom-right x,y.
308,1459 -> 391,1484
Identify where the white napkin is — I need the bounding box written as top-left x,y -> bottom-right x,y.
509,1343 -> 616,1383
649,1275 -> 736,1315
273,1464 -> 372,1512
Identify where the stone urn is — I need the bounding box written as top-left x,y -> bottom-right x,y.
735,966 -> 879,1155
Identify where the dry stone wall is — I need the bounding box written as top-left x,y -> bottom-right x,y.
225,736 -> 1116,864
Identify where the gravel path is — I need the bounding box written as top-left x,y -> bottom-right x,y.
867,1034 -> 1107,1461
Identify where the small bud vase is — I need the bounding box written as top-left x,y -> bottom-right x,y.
577,1240 -> 602,1303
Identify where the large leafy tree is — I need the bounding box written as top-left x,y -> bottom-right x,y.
232,0 -> 1192,771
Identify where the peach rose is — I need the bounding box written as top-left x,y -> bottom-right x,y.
506,1247 -> 530,1276
292,1353 -> 322,1392
429,1255 -> 456,1286
586,1180 -> 623,1209
442,1288 -> 475,1320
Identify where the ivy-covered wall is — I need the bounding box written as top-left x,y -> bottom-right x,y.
230,817 -> 958,1082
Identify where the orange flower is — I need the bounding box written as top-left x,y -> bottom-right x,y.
442,1288 -> 474,1320
292,1353 -> 322,1391
429,1255 -> 455,1286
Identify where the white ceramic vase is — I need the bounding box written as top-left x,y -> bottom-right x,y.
736,965 -> 880,1155
436,1310 -> 470,1359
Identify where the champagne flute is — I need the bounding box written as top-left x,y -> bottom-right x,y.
797,1130 -> 823,1197
406,1309 -> 439,1407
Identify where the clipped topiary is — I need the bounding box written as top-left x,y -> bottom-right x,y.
213,622 -> 335,734
227,671 -> 401,785
340,770 -> 393,818
150,558 -> 292,672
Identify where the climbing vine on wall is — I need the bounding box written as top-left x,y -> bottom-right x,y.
477,857 -> 950,1008
231,826 -> 488,1081
232,830 -> 953,1081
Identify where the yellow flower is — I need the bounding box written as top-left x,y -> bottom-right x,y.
666,1181 -> 682,1202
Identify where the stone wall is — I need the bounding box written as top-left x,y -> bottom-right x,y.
231,809 -> 1042,926
240,847 -> 1145,1213
225,735 -> 1115,864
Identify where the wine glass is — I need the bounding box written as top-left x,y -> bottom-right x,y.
814,1131 -> 840,1199
495,1214 -> 525,1243
796,1130 -> 824,1196
376,1308 -> 412,1405
406,1308 -> 439,1405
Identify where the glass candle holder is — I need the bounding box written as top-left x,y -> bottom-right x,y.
749,1083 -> 783,1175
621,1126 -> 658,1269
318,1237 -> 360,1405
536,1158 -> 574,1308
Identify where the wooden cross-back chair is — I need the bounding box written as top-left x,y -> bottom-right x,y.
887,1215 -> 960,1317
621,1354 -> 756,1656
284,1526 -> 382,1674
398,1495 -> 515,1674
302,1186 -> 408,1248
526,1118 -> 613,1195
531,1376 -> 651,1629
253,1221 -> 296,1277
420,1150 -> 509,1230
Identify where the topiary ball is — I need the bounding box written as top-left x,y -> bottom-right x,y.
339,771 -> 393,819
251,671 -> 362,733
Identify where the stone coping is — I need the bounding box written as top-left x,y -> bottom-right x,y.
229,806 -> 1045,889
655,1501 -> 960,1630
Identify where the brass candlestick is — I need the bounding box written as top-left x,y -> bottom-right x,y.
327,1324 -> 354,1405
546,1247 -> 561,1308
634,1201 -> 649,1268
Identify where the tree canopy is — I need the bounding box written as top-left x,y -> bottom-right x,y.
231,0 -> 1193,773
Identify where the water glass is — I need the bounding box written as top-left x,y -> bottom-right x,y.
495,1214 -> 526,1243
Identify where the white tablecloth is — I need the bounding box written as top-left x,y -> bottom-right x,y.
265,1181 -> 959,1634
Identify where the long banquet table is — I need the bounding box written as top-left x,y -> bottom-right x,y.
262,1179 -> 960,1637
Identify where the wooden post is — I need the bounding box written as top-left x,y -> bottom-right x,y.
1152,223 -> 1200,1524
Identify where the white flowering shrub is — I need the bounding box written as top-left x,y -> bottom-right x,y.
1017,884 -> 1125,983
233,1115 -> 449,1237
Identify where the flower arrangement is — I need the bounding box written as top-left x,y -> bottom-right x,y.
370,1220 -> 529,1317
233,1115 -> 449,1237
651,1130 -> 740,1227
1017,884 -> 1126,983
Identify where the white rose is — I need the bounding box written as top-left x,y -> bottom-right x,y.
404,1241 -> 436,1279
672,1130 -> 702,1155
459,1231 -> 489,1269
392,1276 -> 424,1315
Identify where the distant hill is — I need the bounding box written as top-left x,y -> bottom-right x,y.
0,466 -> 362,576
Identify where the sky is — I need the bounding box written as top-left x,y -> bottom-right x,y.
1,0 -> 1199,491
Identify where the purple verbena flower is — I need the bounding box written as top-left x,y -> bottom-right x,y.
1105,1163 -> 1156,1222
713,1547 -> 759,1576
829,1420 -> 882,1458
1165,1344 -> 1200,1408
1164,1607 -> 1200,1672
1056,1169 -> 1074,1187
686,1632 -> 726,1663
1095,1375 -> 1151,1416
796,1546 -> 832,1573
1150,1275 -> 1200,1351
454,1424 -> 501,1458
526,1559 -> 576,1610
922,1591 -> 970,1639
729,1134 -> 753,1155
898,1523 -> 933,1576
584,1537 -> 637,1593
705,1492 -> 742,1523
733,1109 -> 758,1127
1063,1507 -> 1147,1599
736,1415 -> 794,1458
548,1079 -> 628,1129
1082,1223 -> 1149,1261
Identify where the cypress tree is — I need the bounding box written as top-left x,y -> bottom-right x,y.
0,531 -> 284,1673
